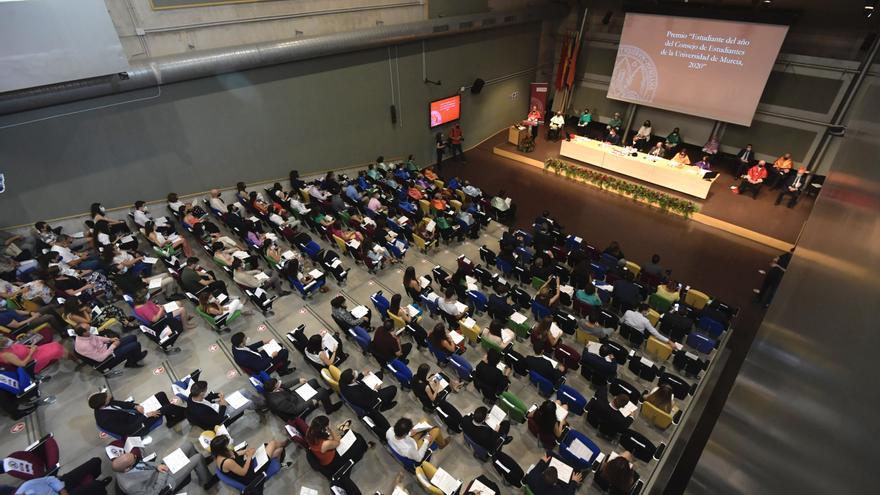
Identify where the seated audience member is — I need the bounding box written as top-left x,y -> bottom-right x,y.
597,452 -> 638,494
429,323 -> 463,355
581,344 -> 618,382
372,318 -> 411,363
132,290 -> 194,331
74,327 -> 146,368
472,349 -> 511,400
588,384 -> 634,436
338,367 -> 397,411
230,332 -> 294,376
664,127 -> 682,151
621,303 -> 670,344
208,189 -> 227,214
529,257 -> 553,282
88,389 -> 184,437
462,406 -> 513,451
304,332 -> 345,368
603,241 -> 625,261
144,221 -> 192,258
671,149 -> 691,166
631,120 -> 652,151
527,400 -> 569,445
576,109 -> 592,135
0,335 -> 65,374
612,271 -> 641,310
525,454 -> 584,495
548,111 -> 566,140
768,152 -> 794,188
654,279 -> 681,304
694,155 -> 712,171
263,377 -> 342,420
524,354 -> 566,386
437,287 -> 467,320
112,442 -> 211,494
91,203 -> 129,235
734,144 -> 755,177
530,316 -> 559,355
13,457 -> 108,495
306,415 -> 370,472
579,313 -> 613,339
209,434 -> 290,487
483,319 -> 513,349
386,417 -> 449,462
606,112 -> 623,134
387,293 -> 427,346
490,190 -> 516,219
737,160 -> 768,199
232,258 -> 287,294
642,254 -> 665,279
197,292 -> 244,320
3,299 -> 67,337
535,277 -> 562,309
411,363 -> 462,410
179,257 -> 226,295
186,380 -> 260,430
644,384 -> 677,414
575,283 -> 602,308
402,266 -> 424,301
331,295 -> 370,329
487,285 -> 515,320
775,167 -> 808,208
648,141 -> 666,157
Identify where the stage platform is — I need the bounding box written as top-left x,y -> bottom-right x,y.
490,130 -> 813,249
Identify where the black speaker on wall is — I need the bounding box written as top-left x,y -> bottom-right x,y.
390,104 -> 397,124
471,78 -> 485,94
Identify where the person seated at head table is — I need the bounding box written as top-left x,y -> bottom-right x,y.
671,149 -> 691,166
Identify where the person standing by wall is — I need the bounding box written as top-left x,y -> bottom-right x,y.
434,133 -> 447,171
449,124 -> 465,162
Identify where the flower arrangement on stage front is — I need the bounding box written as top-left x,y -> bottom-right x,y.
543,157 -> 700,218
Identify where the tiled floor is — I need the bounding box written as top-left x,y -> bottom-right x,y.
1,144 -> 778,494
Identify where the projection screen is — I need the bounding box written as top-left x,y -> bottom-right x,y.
607,13 -> 788,126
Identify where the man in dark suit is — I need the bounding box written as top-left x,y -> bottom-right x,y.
734,144 -> 756,177
338,368 -> 397,412
230,332 -> 294,376
263,377 -> 341,421
659,305 -> 693,342
88,391 -> 184,439
775,167 -> 808,208
586,385 -> 633,436
472,349 -> 511,401
524,454 -> 584,495
184,381 -> 253,430
487,285 -> 515,321
524,354 -> 566,386
612,271 -> 641,311
580,345 -> 618,383
461,406 -> 512,453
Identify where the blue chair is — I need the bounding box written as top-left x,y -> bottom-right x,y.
216,458 -> 279,493
599,253 -> 618,269
463,433 -> 494,461
565,235 -> 583,252
387,443 -> 428,472
448,354 -> 473,382
697,315 -> 726,339
559,430 -> 601,470
248,375 -> 268,394
556,385 -> 587,416
528,370 -> 556,397
290,275 -> 323,299
514,230 -> 532,246
386,238 -> 408,259
99,416 -> 163,441
427,341 -> 451,366
467,290 -> 488,315
347,326 -> 371,354
386,359 -> 413,388
514,247 -> 533,265
687,332 -> 716,354
301,241 -> 322,260
531,300 -> 552,320
371,291 -> 390,315
420,293 -> 440,316
495,258 -> 513,275
589,262 -> 606,281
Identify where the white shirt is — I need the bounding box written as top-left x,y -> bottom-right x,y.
50,245 -> 77,263
621,310 -> 668,343
209,196 -> 227,213
385,429 -> 429,461
550,114 -> 565,129
438,297 -> 462,316
168,200 -> 184,213
636,126 -> 652,139
133,209 -> 151,227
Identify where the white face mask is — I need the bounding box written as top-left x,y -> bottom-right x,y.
99,206 -> 106,213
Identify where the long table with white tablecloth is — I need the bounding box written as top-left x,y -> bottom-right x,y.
559,137 -> 716,199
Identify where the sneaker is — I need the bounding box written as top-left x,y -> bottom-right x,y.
503,435 -> 513,445
280,461 -> 294,469
141,436 -> 153,446
278,367 -> 295,376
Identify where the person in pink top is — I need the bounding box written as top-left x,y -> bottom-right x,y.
0,336 -> 66,373
73,327 -> 147,368
132,291 -> 195,330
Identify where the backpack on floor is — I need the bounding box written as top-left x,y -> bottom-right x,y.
491,450 -> 525,487
554,343 -> 581,371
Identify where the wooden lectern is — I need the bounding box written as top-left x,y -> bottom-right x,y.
508,126 -> 528,147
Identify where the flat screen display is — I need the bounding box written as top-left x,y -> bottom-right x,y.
607,13 -> 788,126
429,95 -> 461,128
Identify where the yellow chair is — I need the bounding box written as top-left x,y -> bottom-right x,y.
641,401 -> 675,430
419,199 -> 432,216
625,261 -> 641,277
299,188 -> 310,203
575,327 -> 599,345
449,199 -> 462,213
646,309 -> 660,327
62,314 -> 118,334
386,310 -> 406,331
332,235 -> 350,255
684,289 -> 710,310
433,180 -> 445,190
413,234 -> 431,253
645,336 -> 673,361
459,320 -> 480,345
455,189 -> 466,203
415,461 -> 446,495
321,365 -> 341,394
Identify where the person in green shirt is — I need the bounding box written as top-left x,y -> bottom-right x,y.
405,154 -> 418,172
664,127 -> 682,152
577,109 -> 592,136
606,112 -> 622,139
366,164 -> 381,181
575,284 -> 603,307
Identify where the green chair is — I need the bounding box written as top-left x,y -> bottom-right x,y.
195,306 -> 241,331
507,316 -> 531,340
648,293 -> 673,314
499,391 -> 528,423
480,337 -> 503,355
523,486 -> 536,495
531,276 -> 546,291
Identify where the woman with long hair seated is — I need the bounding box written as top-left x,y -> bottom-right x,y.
198,291 -> 244,318
144,221 -> 192,257
305,415 -> 372,471
429,323 -> 463,355
210,434 -> 291,489
387,293 -> 427,347
133,290 -> 195,330
597,451 -> 638,494
644,384 -> 677,414
0,335 -> 66,374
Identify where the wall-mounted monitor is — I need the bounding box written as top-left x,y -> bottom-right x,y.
429,94 -> 461,128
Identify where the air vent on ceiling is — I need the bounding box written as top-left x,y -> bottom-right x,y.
482,18 -> 497,26
433,24 -> 450,33
459,21 -> 473,29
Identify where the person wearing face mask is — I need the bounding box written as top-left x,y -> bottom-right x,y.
90,203 -> 130,235
632,120 -> 653,151
112,441 -> 213,495
230,332 -> 294,376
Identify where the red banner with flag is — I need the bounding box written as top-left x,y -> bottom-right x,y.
554,36 -> 571,90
